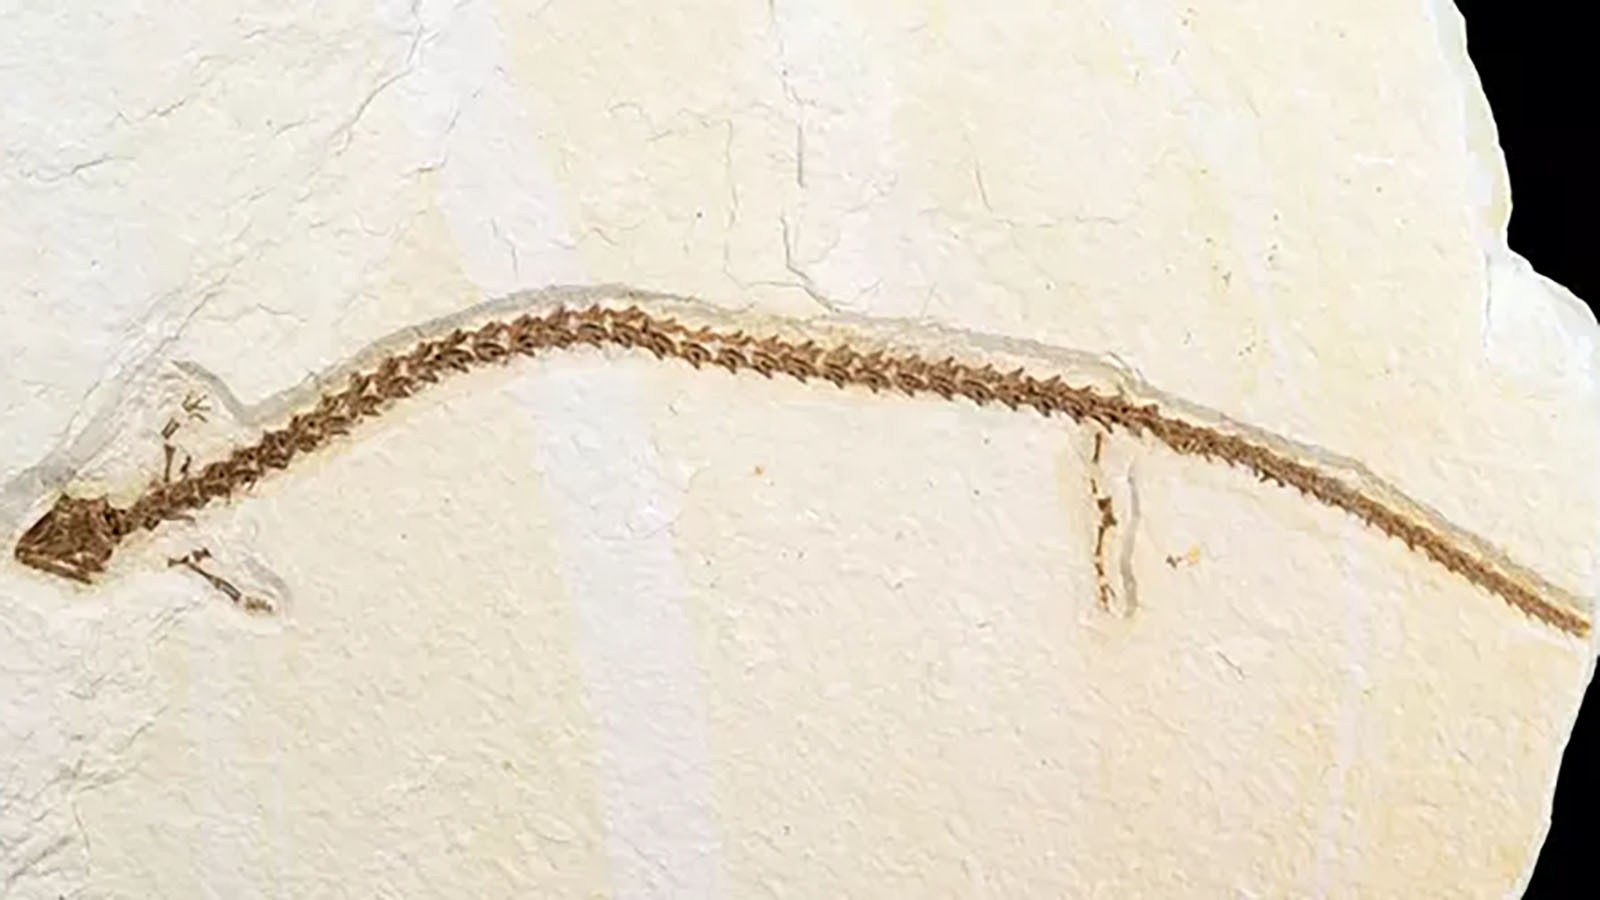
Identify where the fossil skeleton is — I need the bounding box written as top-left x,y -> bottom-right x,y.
11,302 -> 1592,638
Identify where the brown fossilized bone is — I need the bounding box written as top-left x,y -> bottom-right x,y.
14,495 -> 122,585
11,299 -> 1593,638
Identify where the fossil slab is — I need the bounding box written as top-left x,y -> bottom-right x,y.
1,0 -> 1596,897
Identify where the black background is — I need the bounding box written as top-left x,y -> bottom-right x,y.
1452,2 -> 1594,896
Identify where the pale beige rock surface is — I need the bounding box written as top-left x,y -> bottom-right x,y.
1,1 -> 1596,897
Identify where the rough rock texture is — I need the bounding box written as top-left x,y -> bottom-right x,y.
1,0 -> 1595,897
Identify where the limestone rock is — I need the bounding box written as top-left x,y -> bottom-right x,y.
2,1 -> 1595,897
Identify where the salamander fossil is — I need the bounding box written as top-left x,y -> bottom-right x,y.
12,296 -> 1591,638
